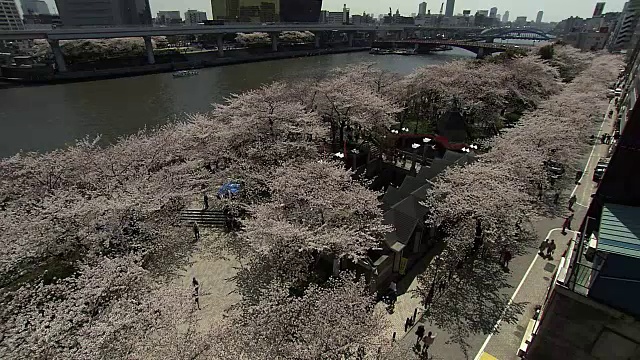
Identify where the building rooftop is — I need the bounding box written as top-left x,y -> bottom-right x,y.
597,203 -> 640,259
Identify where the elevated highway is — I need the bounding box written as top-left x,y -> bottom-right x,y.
0,24 -> 485,41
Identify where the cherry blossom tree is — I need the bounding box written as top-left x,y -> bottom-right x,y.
412,51 -> 622,354
234,32 -> 271,45
209,274 -> 389,360
230,160 -> 390,303
278,31 -> 315,43
314,71 -> 401,151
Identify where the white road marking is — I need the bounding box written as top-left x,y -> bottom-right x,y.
474,102 -> 612,360
473,228 -> 564,360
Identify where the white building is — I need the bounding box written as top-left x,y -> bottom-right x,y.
325,11 -> 343,24
184,10 -> 207,24
21,0 -> 50,15
0,0 -> 23,30
536,10 -> 544,24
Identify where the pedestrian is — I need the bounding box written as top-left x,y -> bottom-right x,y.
192,286 -> 200,310
422,331 -> 437,353
503,250 -> 512,269
568,195 -> 577,211
193,222 -> 200,241
546,239 -> 557,258
575,170 -> 583,185
203,194 -> 209,210
405,317 -> 412,332
192,276 -> 199,290
539,239 -> 549,257
553,192 -> 560,205
562,213 -> 574,233
415,325 -> 425,344
601,133 -> 607,144
606,134 -> 612,144
389,281 -> 398,303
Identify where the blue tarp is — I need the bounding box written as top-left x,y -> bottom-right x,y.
217,182 -> 241,197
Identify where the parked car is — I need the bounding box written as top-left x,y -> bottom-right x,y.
592,160 -> 609,182
615,88 -> 623,96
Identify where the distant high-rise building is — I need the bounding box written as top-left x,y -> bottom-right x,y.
55,0 -> 152,26
514,16 -> 527,26
279,0 -> 322,22
462,9 -> 471,17
21,0 -> 50,15
418,2 -> 427,17
610,0 -> 640,51
536,10 -> 544,24
593,2 -> 606,17
342,3 -> 349,24
211,0 -> 279,22
184,10 -> 207,24
156,10 -> 181,25
0,0 -> 23,30
502,11 -> 509,23
489,7 -> 497,18
476,10 -> 489,17
445,0 -> 454,16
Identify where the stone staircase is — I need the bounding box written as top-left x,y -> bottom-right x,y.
179,209 -> 227,228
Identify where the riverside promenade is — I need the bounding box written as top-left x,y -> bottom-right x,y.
384,100 -> 617,360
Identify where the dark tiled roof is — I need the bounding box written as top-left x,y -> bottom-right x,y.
442,149 -> 465,164
383,209 -> 418,245
411,182 -> 433,200
398,176 -> 424,195
417,160 -> 449,181
382,186 -> 404,209
392,195 -> 429,220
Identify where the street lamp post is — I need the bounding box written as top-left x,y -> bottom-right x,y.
410,143 -> 421,174
422,137 -> 432,165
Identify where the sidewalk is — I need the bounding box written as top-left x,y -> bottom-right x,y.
475,101 -> 616,360
386,102 -> 616,360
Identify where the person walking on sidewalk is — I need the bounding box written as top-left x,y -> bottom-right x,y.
539,239 -> 549,257
415,325 -> 425,345
546,239 -> 557,259
422,331 -> 437,354
203,194 -> 209,210
562,213 -> 574,234
502,250 -> 513,269
568,195 -> 577,211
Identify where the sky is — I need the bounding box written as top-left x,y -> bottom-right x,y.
31,0 -> 630,23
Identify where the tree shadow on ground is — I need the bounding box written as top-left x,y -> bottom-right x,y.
395,241 -> 447,297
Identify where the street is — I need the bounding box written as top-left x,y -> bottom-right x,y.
386,101 -> 616,360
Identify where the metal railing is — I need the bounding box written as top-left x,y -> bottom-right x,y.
566,254 -> 605,296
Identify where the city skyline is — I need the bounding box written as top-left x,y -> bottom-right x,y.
19,0 -> 631,22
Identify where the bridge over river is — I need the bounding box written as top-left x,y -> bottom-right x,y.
374,39 -> 525,58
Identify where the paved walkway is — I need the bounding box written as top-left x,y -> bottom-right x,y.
386,101 -> 616,360
476,101 -> 616,360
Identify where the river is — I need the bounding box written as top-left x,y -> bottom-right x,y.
0,48 -> 476,158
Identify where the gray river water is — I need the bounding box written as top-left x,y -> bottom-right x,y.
0,48 -> 476,157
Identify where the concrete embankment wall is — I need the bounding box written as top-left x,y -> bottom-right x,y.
1,47 -> 368,84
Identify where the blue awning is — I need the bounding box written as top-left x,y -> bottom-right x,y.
597,203 -> 640,259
